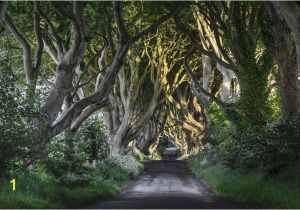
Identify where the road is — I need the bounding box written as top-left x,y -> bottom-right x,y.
86,160 -> 262,209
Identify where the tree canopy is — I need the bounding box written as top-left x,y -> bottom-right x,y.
0,0 -> 300,174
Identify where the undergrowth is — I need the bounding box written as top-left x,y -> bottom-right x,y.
188,156 -> 300,208
0,156 -> 142,209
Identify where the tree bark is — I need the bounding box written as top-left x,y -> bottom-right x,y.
0,1 -> 7,32
51,3 -> 174,136
5,6 -> 44,97
42,2 -> 87,125
217,63 -> 234,102
202,54 -> 212,91
271,5 -> 300,117
273,2 -> 300,70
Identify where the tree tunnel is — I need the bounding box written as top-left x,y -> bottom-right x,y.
2,1 -> 299,167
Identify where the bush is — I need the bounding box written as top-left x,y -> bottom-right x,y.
205,102 -> 300,172
0,57 -> 38,174
48,116 -> 109,176
190,143 -> 220,169
94,154 -> 143,183
106,154 -> 142,177
57,173 -> 91,187
220,115 -> 300,172
75,117 -> 110,161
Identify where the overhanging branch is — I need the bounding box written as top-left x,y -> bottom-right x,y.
183,45 -> 225,107
174,15 -> 234,70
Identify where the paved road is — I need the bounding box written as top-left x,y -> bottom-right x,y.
86,160 -> 262,209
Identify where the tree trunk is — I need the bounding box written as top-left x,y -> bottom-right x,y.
202,54 -> 212,91
237,65 -> 270,126
110,111 -> 131,155
273,2 -> 300,70
0,1 -> 7,32
217,63 -> 234,102
271,5 -> 300,117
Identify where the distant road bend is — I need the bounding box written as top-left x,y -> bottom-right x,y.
86,160 -> 262,209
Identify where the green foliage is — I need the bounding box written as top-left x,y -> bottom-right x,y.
0,108 -> 142,208
188,159 -> 300,208
0,170 -> 120,209
0,57 -> 40,174
190,144 -> 220,169
48,116 -> 109,176
60,179 -> 119,208
206,104 -> 236,146
206,103 -> 300,172
132,148 -> 150,162
220,2 -> 274,127
76,117 -> 110,161
57,173 -> 91,187
220,115 -> 300,172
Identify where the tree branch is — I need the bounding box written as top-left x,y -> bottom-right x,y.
43,37 -> 59,64
50,3 -> 171,136
130,10 -> 175,43
70,99 -> 109,132
72,45 -> 106,99
33,3 -> 44,74
35,2 -> 63,57
51,1 -> 84,52
5,14 -> 34,83
113,2 -> 129,44
175,15 -> 234,70
183,45 -> 225,107
0,1 -> 7,32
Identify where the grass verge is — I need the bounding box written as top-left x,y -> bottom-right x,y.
188,158 -> 300,208
0,173 -> 120,208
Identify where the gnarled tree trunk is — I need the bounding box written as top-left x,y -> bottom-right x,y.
271,4 -> 300,117
273,2 -> 300,71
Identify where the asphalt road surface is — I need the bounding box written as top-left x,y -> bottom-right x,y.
85,160 -> 262,209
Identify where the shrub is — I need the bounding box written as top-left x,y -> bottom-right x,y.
105,154 -> 142,177
75,117 -> 110,162
205,101 -> 300,172
57,173 -> 91,187
48,116 -> 109,176
191,143 -> 220,169
220,115 -> 300,172
94,154 -> 144,183
0,57 -> 37,174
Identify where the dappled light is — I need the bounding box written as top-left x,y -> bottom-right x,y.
0,1 -> 300,209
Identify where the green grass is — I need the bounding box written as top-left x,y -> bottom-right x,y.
188,159 -> 300,208
0,156 -> 145,209
0,172 -> 121,208
61,180 -> 120,208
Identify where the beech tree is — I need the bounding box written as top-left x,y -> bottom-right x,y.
1,1 -> 299,171
268,3 -> 300,118
176,2 -> 275,127
2,1 -> 175,162
273,2 -> 300,70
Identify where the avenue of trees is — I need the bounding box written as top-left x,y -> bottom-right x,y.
0,1 -> 300,207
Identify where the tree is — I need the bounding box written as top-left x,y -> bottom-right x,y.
176,2 -> 273,127
273,2 -> 300,70
268,3 -> 300,118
